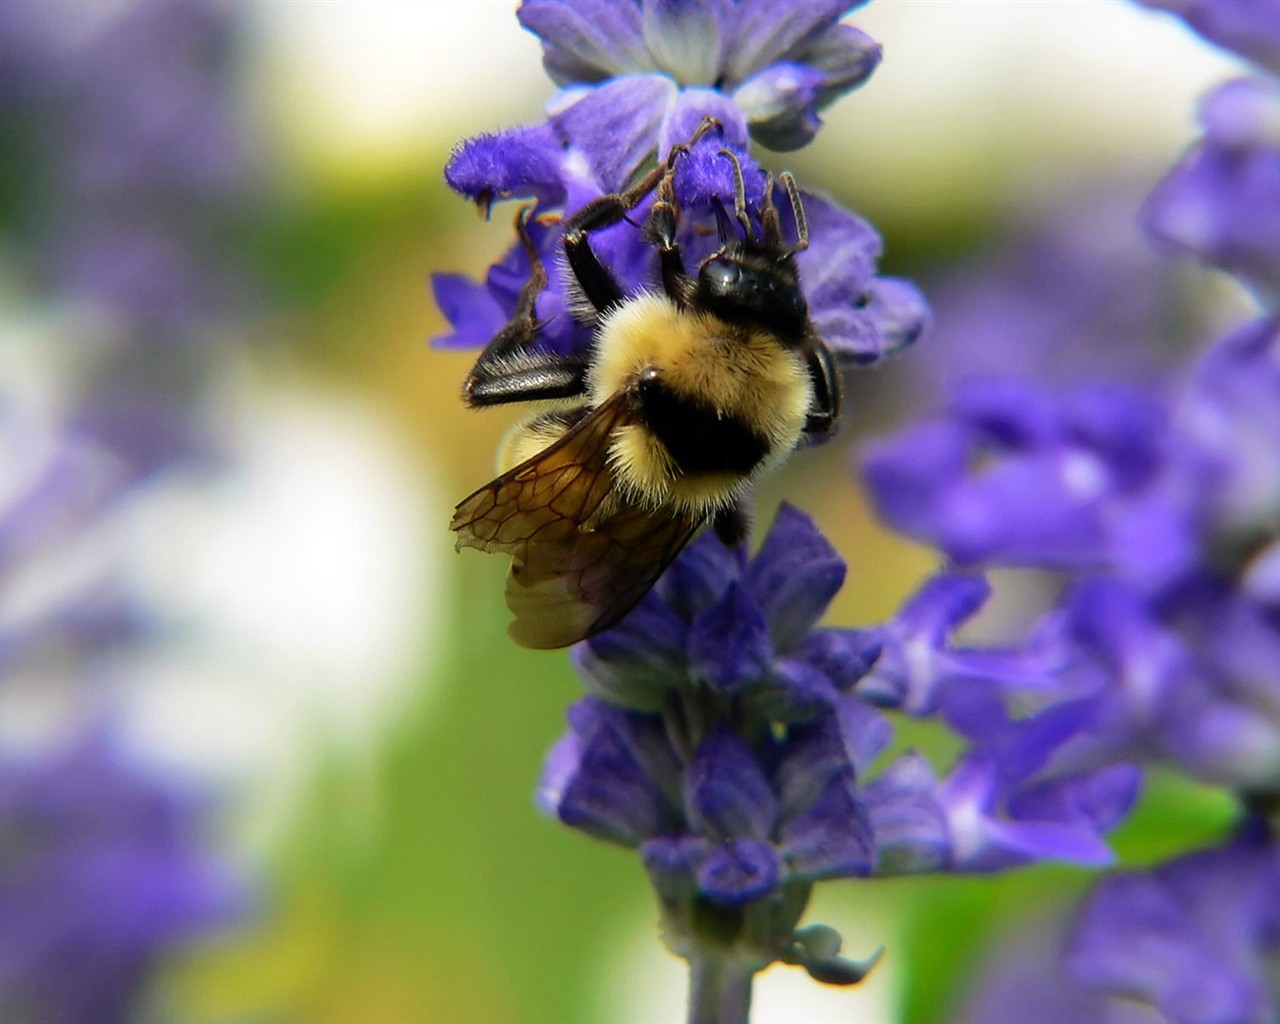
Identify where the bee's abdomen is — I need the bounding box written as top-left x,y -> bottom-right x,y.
636,370 -> 768,475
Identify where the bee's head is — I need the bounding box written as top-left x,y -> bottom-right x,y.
697,248 -> 809,342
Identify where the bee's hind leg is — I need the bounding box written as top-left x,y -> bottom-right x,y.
802,343 -> 841,437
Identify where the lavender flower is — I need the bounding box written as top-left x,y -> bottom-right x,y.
432,5 -> 1169,1017
1066,828 -> 1280,1024
0,735 -> 240,1024
539,503 -> 1141,1003
435,176 -> 924,374
539,506 -> 951,991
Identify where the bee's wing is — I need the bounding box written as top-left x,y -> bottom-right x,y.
451,393 -> 703,649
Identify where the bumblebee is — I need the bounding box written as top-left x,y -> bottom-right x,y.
451,118 -> 841,649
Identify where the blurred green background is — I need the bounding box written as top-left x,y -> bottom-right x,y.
12,2 -> 1248,1021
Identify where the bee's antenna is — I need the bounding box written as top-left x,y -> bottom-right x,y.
780,172 -> 808,254
718,148 -> 754,239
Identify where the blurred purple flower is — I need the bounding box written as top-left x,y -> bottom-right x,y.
0,735 -> 241,1024
863,376 -> 1170,569
912,190 -> 1213,401
1134,0 -> 1280,300
1067,830 -> 1280,1024
1135,0 -> 1280,76
1142,77 -> 1280,302
0,6 -> 266,1020
0,0 -> 258,334
866,314 -> 1280,790
965,830 -> 1280,1024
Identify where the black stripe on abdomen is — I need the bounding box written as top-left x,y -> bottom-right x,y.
636,371 -> 769,476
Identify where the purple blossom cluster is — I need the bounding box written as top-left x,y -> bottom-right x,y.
434,0 -> 926,370
856,3 -> 1280,1019
0,737 -> 239,1024
0,2 -> 262,1019
435,3 -> 1150,1012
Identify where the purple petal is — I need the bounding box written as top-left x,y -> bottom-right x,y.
733,61 -> 825,151
779,772 -> 876,880
684,726 -> 778,840
798,23 -> 882,107
443,122 -> 566,209
897,573 -> 991,641
517,0 -> 649,84
1009,765 -> 1142,837
798,193 -> 880,309
1066,849 -> 1279,1024
661,90 -> 759,209
753,658 -> 842,722
550,74 -> 677,194
1200,76 -> 1280,149
723,0 -> 863,87
657,530 -> 746,619
687,582 -> 774,694
862,752 -> 950,875
795,628 -> 883,691
862,419 -> 970,548
1135,0 -> 1280,75
430,272 -> 508,349
773,700 -> 891,813
554,703 -> 679,846
642,0 -> 728,85
1141,137 -> 1280,297
536,730 -> 583,817
697,838 -> 782,905
746,503 -> 846,649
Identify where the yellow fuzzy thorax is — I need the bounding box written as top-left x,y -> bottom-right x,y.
591,292 -> 811,515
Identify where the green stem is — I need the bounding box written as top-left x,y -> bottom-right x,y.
687,954 -> 755,1024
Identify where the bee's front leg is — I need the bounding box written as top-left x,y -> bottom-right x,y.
464,207 -> 591,407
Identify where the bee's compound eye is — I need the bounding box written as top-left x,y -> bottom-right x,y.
702,257 -> 742,295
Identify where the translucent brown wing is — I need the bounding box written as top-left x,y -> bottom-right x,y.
451,392 -> 704,649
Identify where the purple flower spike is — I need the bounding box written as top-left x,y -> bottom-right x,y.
1066,839 -> 1280,1024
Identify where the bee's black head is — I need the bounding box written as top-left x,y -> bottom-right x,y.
697,246 -> 809,342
